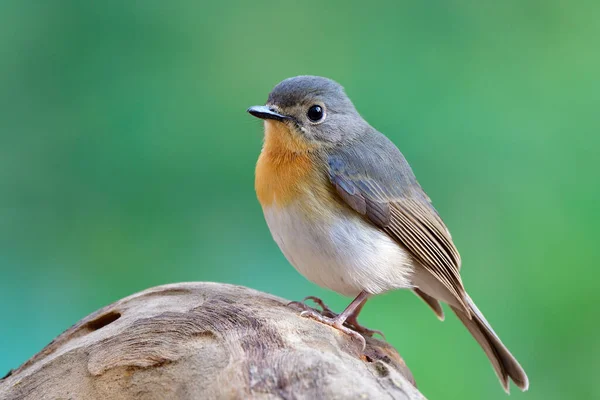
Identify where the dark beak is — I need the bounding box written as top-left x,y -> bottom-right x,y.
247,105 -> 289,122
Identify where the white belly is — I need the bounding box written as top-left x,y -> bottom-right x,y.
263,202 -> 414,297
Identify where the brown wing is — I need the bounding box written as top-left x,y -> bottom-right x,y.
329,155 -> 470,315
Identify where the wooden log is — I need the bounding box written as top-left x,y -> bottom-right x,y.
0,282 -> 425,399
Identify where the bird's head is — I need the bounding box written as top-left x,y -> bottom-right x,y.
248,76 -> 369,152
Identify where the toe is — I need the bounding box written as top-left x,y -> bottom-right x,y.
302,296 -> 336,316
287,300 -> 311,312
333,322 -> 366,351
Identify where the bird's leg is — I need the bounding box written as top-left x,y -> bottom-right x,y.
299,291 -> 370,350
289,293 -> 384,340
343,298 -> 386,339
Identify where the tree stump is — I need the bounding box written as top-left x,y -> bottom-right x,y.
0,282 -> 425,399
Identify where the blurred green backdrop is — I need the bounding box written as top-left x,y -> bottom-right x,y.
0,1 -> 597,399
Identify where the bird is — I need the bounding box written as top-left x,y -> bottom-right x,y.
247,75 -> 528,393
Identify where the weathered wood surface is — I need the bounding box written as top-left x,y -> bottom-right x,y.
0,282 -> 425,399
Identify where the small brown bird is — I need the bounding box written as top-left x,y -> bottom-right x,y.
248,76 -> 528,392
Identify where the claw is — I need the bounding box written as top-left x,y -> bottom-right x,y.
287,300 -> 309,310
299,308 -> 366,351
301,296 -> 336,317
287,296 -> 337,318
288,294 -> 383,348
346,320 -> 386,340
301,296 -> 327,311
367,329 -> 386,340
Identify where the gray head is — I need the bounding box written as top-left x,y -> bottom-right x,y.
247,76 -> 370,146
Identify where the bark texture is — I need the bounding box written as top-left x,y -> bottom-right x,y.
0,282 -> 425,400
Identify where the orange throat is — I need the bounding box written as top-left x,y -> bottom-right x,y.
255,120 -> 317,208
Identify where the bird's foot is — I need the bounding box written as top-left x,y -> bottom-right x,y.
287,296 -> 336,318
288,296 -> 384,340
345,316 -> 386,340
299,308 -> 366,351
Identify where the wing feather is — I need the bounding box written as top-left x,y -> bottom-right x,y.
328,147 -> 470,314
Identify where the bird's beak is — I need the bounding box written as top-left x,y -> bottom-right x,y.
247,105 -> 289,122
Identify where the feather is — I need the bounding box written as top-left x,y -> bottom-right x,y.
327,133 -> 470,315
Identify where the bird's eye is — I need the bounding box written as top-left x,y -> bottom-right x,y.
307,105 -> 324,122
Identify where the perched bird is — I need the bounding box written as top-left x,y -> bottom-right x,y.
247,76 -> 528,393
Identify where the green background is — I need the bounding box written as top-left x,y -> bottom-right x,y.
0,1 -> 597,399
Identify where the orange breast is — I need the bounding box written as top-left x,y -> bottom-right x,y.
255,121 -> 320,207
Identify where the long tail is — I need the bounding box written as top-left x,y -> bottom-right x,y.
450,294 -> 529,393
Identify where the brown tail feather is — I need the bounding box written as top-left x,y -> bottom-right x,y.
450,294 -> 529,393
413,288 -> 445,321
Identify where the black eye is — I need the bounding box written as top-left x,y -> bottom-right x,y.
307,105 -> 324,122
